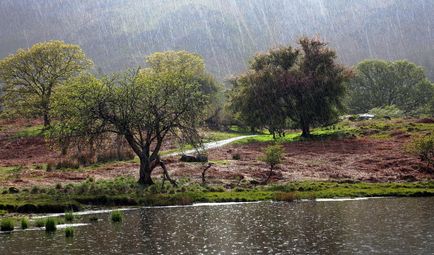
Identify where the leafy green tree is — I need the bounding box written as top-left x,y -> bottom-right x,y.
347,60 -> 434,114
0,40 -> 92,126
50,51 -> 211,185
260,144 -> 283,184
228,37 -> 350,137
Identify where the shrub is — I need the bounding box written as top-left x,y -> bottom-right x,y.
21,217 -> 29,229
65,211 -> 74,222
45,218 -> 57,232
260,144 -> 284,184
368,105 -> 403,118
0,218 -> 14,231
111,210 -> 122,222
35,219 -> 46,228
65,227 -> 74,238
407,135 -> 434,167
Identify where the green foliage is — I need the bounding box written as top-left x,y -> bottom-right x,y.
0,40 -> 92,126
347,60 -> 434,115
228,37 -> 350,137
50,51 -> 213,184
111,210 -> 123,222
407,135 -> 434,167
65,227 -> 74,238
64,211 -> 74,222
260,144 -> 283,167
368,105 -> 404,118
0,218 -> 14,231
45,218 -> 57,232
21,217 -> 29,229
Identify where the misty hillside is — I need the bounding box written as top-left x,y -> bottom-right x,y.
0,0 -> 433,81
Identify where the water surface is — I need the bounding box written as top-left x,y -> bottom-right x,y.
1,197 -> 433,254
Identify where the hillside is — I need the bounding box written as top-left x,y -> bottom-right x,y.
0,0 -> 433,81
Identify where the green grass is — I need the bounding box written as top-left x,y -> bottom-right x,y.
35,219 -> 46,228
45,218 -> 57,232
64,211 -> 74,222
65,227 -> 74,238
21,217 -> 29,229
13,125 -> 44,138
111,210 -> 123,222
0,218 -> 14,231
0,178 -> 433,214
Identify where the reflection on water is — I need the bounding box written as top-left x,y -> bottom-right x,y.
1,197 -> 433,254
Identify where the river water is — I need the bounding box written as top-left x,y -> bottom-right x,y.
1,197 -> 433,254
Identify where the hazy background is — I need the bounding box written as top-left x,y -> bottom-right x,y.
0,0 -> 432,82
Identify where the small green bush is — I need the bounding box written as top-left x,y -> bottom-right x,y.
111,210 -> 122,222
0,218 -> 14,231
368,105 -> 403,118
65,227 -> 74,238
35,219 -> 46,228
21,218 -> 29,229
407,135 -> 434,167
45,218 -> 57,232
65,211 -> 74,222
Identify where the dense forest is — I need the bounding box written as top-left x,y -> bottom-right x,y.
0,0 -> 433,81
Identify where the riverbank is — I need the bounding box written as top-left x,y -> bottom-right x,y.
1,179 -> 433,215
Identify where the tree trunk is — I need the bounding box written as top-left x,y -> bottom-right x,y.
301,124 -> 311,138
138,158 -> 154,185
43,112 -> 50,128
263,165 -> 274,184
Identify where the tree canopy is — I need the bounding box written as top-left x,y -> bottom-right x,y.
50,51 -> 211,185
347,59 -> 434,114
0,40 -> 92,126
228,37 -> 351,137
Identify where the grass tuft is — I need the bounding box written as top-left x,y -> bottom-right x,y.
21,217 -> 29,229
0,218 -> 14,231
45,218 -> 57,232
65,227 -> 74,238
111,210 -> 123,222
64,211 -> 74,222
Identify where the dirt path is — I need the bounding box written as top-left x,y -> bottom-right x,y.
165,135 -> 257,157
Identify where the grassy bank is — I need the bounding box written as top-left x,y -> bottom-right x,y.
0,178 -> 433,215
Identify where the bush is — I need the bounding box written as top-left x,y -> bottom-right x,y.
65,227 -> 74,238
111,210 -> 122,222
368,105 -> 403,118
21,217 -> 29,229
0,218 -> 14,231
407,135 -> 434,167
45,218 -> 57,232
65,211 -> 74,222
